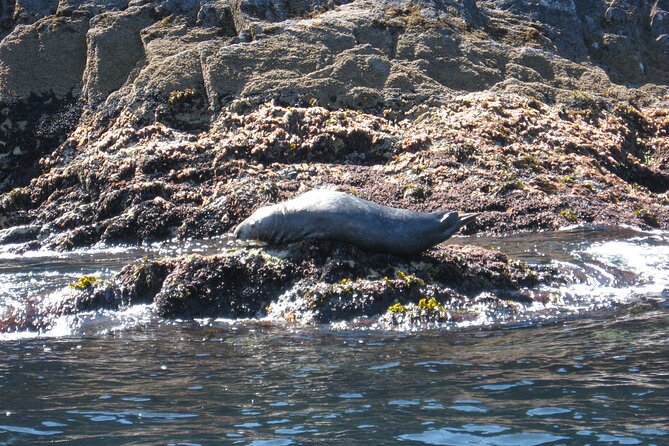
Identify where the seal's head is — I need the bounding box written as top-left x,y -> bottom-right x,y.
233,206 -> 279,241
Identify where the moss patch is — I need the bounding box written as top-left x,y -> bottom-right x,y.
68,275 -> 98,290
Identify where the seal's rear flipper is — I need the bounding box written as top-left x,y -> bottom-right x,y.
439,212 -> 458,225
439,211 -> 480,238
439,212 -> 480,226
458,212 -> 480,227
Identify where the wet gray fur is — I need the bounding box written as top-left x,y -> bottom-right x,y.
233,190 -> 479,256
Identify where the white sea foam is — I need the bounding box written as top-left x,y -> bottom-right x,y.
2,229 -> 669,336
0,304 -> 156,340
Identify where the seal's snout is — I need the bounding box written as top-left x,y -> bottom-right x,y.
233,220 -> 252,239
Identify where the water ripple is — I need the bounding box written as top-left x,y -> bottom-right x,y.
398,426 -> 568,445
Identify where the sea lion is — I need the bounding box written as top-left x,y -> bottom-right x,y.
233,189 -> 479,256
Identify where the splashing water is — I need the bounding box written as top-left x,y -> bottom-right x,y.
1,227 -> 669,445
1,226 -> 669,338
446,226 -> 669,328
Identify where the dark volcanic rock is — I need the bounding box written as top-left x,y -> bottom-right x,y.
49,240 -> 556,327
0,94 -> 82,192
0,224 -> 40,244
155,250 -> 296,318
43,257 -> 175,317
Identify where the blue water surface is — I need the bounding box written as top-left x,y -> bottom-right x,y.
2,227 -> 669,445
1,310 -> 668,445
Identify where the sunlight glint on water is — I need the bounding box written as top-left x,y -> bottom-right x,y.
2,227 -> 669,338
0,312 -> 668,445
0,227 -> 668,444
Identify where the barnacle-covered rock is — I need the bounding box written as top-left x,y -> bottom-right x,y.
25,239 -> 559,330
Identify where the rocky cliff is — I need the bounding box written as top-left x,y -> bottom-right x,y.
0,0 -> 668,248
1,0 -> 669,327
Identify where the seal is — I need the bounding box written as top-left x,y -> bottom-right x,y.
233,189 -> 479,256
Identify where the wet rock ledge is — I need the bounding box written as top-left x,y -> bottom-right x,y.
41,240 -> 556,330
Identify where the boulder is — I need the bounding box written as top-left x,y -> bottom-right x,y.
48,240 -> 553,326
0,13 -> 89,101
82,5 -> 156,104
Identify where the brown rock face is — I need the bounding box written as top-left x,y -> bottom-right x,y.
0,0 -> 667,246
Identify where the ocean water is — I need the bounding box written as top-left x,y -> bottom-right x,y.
1,227 -> 668,445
